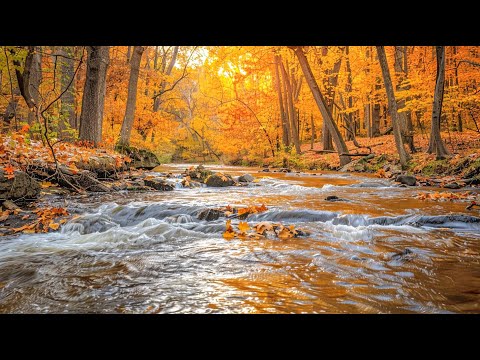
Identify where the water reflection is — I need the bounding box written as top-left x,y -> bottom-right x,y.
0,165 -> 479,313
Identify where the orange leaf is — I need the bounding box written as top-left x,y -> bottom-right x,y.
4,164 -> 14,175
48,222 -> 60,230
223,219 -> 236,239
238,221 -> 250,233
21,124 -> 30,133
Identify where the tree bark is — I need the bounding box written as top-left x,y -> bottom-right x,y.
12,46 -> 41,120
376,46 -> 410,167
394,46 -> 415,152
118,46 -> 145,147
274,54 -> 290,146
280,60 -> 301,154
59,46 -> 76,137
344,46 -> 355,141
292,47 -> 351,166
79,46 -> 110,146
322,47 -> 342,151
427,46 -> 450,159
310,113 -> 315,150
154,46 -> 179,111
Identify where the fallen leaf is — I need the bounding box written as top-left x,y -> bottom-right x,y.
48,222 -> 60,230
238,221 -> 250,233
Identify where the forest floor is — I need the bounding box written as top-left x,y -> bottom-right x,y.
1,130 -> 480,236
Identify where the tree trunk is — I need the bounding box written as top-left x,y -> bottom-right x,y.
322,48 -> 342,151
59,46 -> 76,138
126,46 -> 131,63
280,60 -> 301,154
344,46 -> 355,141
118,46 -> 145,147
79,46 -> 110,147
274,54 -> 290,146
310,113 -> 315,150
12,46 -> 41,116
372,103 -> 381,136
154,46 -> 179,111
394,46 -> 416,152
292,47 -> 351,166
364,103 -> 371,137
427,46 -> 450,159
376,46 -> 410,167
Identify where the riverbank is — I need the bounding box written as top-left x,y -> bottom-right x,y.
2,130 -> 480,235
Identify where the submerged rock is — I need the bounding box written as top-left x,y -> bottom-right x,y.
116,145 -> 160,170
396,175 -> 417,186
205,173 -> 234,187
197,208 -> 224,221
444,182 -> 461,189
325,195 -> 340,201
391,248 -> 416,262
144,178 -> 175,191
238,174 -> 254,183
0,170 -> 41,201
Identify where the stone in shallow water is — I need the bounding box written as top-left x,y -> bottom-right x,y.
238,174 -> 254,183
395,175 -> 417,186
197,208 -> 224,221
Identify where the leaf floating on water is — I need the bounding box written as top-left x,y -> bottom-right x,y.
223,219 -> 236,239
254,221 -> 273,234
238,221 -> 250,233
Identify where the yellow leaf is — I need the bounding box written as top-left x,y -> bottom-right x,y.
223,219 -> 236,239
48,222 -> 60,230
238,221 -> 250,233
41,181 -> 54,188
255,221 -> 273,234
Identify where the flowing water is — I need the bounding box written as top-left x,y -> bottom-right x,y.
1,164 -> 479,313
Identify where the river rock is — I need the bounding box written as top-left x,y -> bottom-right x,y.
325,195 -> 345,202
2,200 -> 20,210
0,170 -> 41,201
205,173 -> 235,187
444,182 -> 461,189
261,168 -> 270,172
144,178 -> 175,191
197,208 -> 223,221
238,174 -> 254,183
396,175 -> 417,186
116,145 -> 160,170
185,165 -> 214,181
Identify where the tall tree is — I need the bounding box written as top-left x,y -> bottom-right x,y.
292,46 -> 351,166
394,46 -> 416,152
376,46 -> 411,167
153,46 -> 179,111
274,54 -> 290,146
280,59 -> 301,154
59,46 -> 77,135
11,46 -> 42,124
427,46 -> 450,159
118,46 -> 145,147
79,46 -> 110,146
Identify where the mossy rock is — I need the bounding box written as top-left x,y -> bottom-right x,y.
115,145 -> 160,170
0,170 -> 41,201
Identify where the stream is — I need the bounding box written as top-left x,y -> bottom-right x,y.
1,164 -> 479,313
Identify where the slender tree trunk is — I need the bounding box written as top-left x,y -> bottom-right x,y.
344,46 -> 355,141
59,46 -> 76,138
372,103 -> 381,136
322,48 -> 342,151
310,113 -> 315,150
292,47 -> 351,166
274,54 -> 290,146
126,46 -> 131,63
394,46 -> 416,152
427,46 -> 450,159
376,46 -> 410,167
364,104 -> 371,137
280,60 -> 301,154
154,46 -> 179,111
118,46 -> 145,148
79,46 -> 110,146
